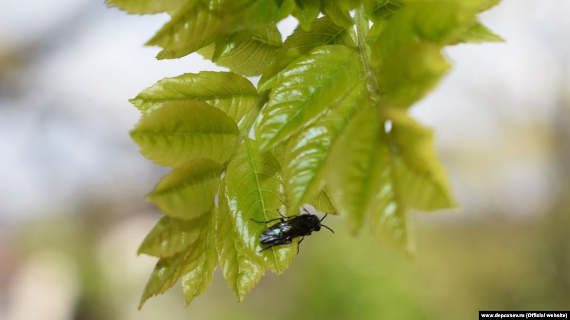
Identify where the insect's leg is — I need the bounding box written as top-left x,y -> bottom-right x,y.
297,237 -> 305,255
259,245 -> 275,252
260,241 -> 287,252
276,207 -> 287,219
276,208 -> 300,221
260,238 -> 294,253
251,217 -> 284,224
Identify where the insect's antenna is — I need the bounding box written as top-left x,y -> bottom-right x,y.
319,213 -> 328,222
321,224 -> 335,234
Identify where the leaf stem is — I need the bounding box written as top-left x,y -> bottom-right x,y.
355,4 -> 382,112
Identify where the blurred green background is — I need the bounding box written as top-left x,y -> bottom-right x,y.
0,1 -> 569,319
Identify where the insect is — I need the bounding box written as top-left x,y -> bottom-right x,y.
251,204 -> 334,253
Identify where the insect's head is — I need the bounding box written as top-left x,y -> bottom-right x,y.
317,213 -> 334,234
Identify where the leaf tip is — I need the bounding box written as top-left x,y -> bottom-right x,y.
128,97 -> 142,109
184,295 -> 196,307
136,241 -> 149,257
155,51 -> 170,60
137,296 -> 148,310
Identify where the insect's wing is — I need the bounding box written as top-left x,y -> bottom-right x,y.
279,223 -> 294,234
301,204 -> 318,215
259,222 -> 297,244
259,231 -> 279,244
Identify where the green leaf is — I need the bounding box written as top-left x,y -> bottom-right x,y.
325,105 -> 410,250
210,25 -> 283,76
256,45 -> 362,150
137,216 -> 202,258
259,16 -> 353,87
216,184 -> 266,301
293,0 -> 320,30
365,0 -> 404,21
367,152 -> 410,252
326,104 -> 383,235
320,0 -> 358,28
224,138 -> 296,274
139,213 -> 214,308
326,105 -> 455,247
376,43 -> 451,109
372,2 -> 477,54
181,211 -> 217,306
454,0 -> 501,12
130,100 -> 239,166
308,190 -> 337,214
276,0 -> 297,19
146,1 -> 224,59
147,0 -> 283,59
146,159 -> 222,219
281,81 -> 365,212
130,72 -> 260,132
386,109 -> 456,210
454,20 -> 504,43
369,1 -> 501,109
106,0 -> 187,14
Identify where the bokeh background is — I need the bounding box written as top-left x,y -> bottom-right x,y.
1,1 -> 569,319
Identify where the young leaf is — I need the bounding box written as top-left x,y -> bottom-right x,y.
256,45 -> 362,151
181,211 -> 217,306
327,105 -> 455,246
308,190 -> 337,214
325,106 -> 410,251
365,0 -> 404,21
224,138 -> 296,274
259,16 -> 352,87
209,25 -> 283,76
281,81 -> 366,212
293,0 -> 320,30
138,215 -> 202,258
130,71 -> 260,132
146,1 -> 225,59
106,0 -> 187,15
376,42 -> 451,109
146,159 -> 222,220
320,0 -> 357,28
130,101 -> 239,167
326,104 -> 383,235
372,2 -> 477,53
147,0 -> 283,59
276,0 -> 297,19
139,213 -> 214,308
454,20 -> 504,44
216,184 -> 266,301
386,109 -> 456,210
369,1 -> 500,109
367,154 -> 410,252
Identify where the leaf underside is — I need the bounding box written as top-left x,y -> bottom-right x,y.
116,0 -> 502,307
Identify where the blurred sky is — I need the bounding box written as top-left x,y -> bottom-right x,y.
0,0 -> 569,223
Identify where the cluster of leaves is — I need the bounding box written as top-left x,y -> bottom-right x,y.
107,0 -> 502,308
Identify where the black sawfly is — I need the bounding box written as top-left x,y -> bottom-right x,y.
251,204 -> 334,254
